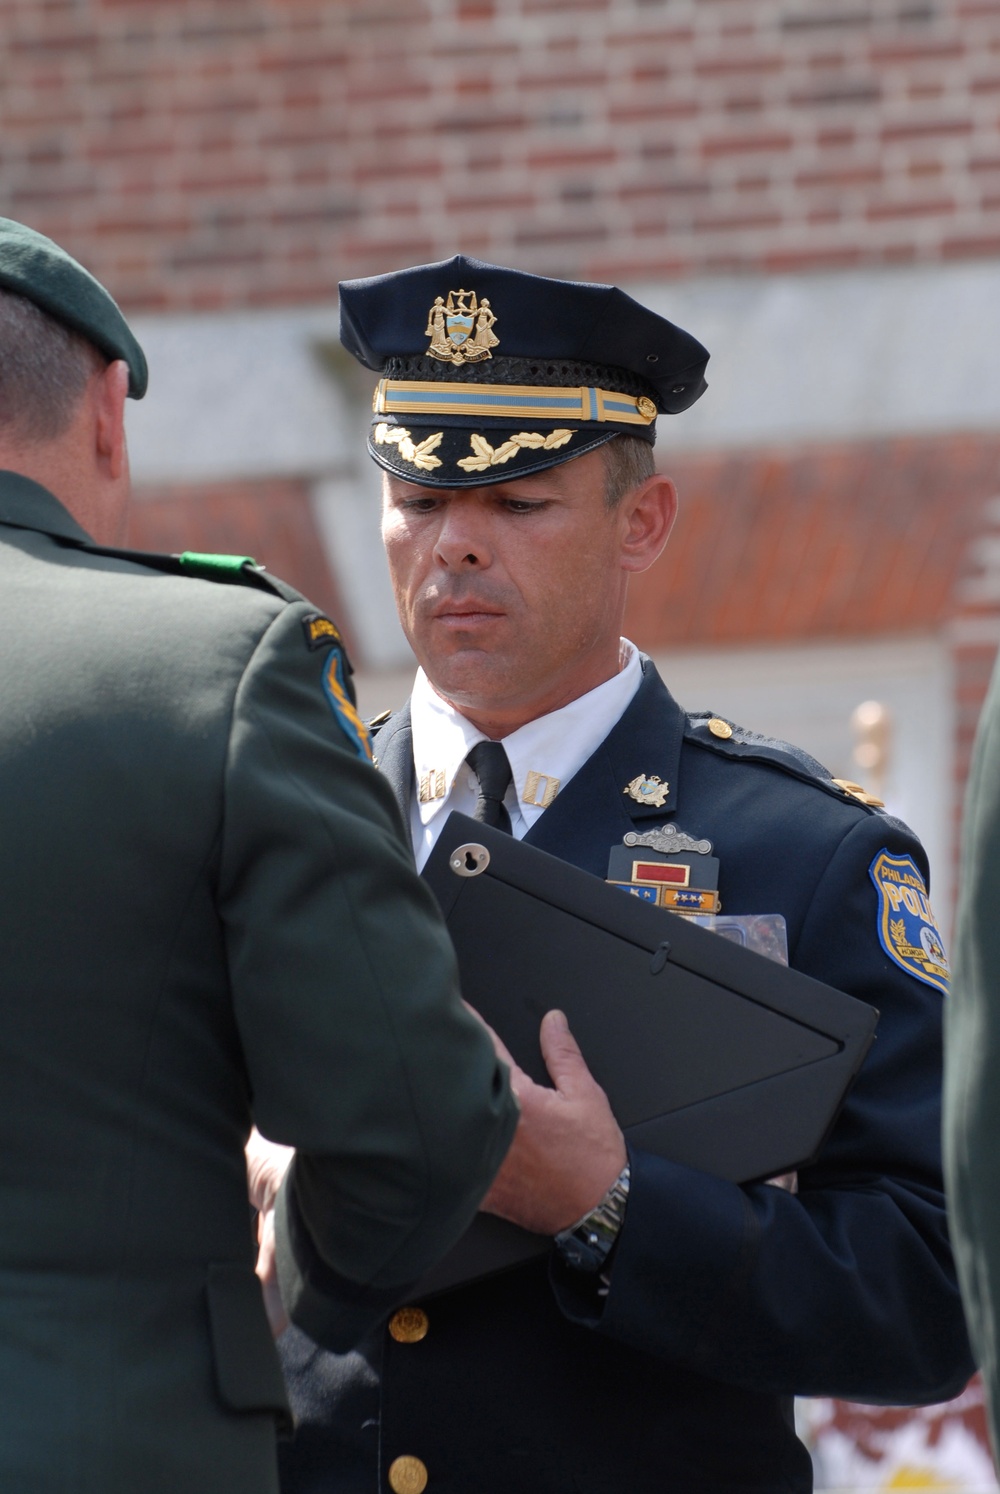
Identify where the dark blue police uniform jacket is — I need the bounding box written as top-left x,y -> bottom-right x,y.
278,659 -> 973,1494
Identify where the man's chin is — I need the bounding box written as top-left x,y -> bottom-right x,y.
421,654 -> 520,713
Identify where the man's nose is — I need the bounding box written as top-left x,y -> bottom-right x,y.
433,504 -> 491,570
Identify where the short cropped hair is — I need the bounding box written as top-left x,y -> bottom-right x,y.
602,434 -> 656,509
0,287 -> 105,444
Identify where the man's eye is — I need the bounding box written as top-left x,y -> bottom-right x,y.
502,500 -> 545,514
401,498 -> 439,513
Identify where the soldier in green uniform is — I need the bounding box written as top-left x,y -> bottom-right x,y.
944,659 -> 1000,1467
0,220 -> 518,1494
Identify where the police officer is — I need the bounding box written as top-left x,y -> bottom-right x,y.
276,256 -> 974,1493
0,224 -> 518,1494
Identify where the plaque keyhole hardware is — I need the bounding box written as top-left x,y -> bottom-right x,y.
649,941 -> 671,974
450,843 -> 491,877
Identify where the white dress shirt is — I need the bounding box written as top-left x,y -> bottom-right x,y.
408,640 -> 643,870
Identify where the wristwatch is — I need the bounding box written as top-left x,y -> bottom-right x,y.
553,1163 -> 631,1275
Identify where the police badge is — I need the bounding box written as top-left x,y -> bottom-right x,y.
869,849 -> 949,995
425,288 -> 499,365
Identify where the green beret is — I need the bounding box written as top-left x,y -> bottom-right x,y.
0,217 -> 147,398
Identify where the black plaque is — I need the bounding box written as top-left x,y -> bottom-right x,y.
416,813 -> 878,1295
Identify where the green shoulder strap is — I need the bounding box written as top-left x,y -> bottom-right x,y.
53,534 -> 304,604
177,550 -> 259,581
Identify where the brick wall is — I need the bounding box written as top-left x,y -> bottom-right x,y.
3,0 -> 1000,311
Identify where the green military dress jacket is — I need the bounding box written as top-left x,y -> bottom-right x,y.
0,473 -> 516,1494
945,656 -> 1000,1456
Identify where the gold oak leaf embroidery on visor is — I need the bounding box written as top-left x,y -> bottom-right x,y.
457,430 -> 574,473
373,423 -> 444,471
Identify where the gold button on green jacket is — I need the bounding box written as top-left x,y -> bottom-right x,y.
0,471 -> 517,1494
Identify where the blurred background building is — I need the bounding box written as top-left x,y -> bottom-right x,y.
3,0 -> 999,1486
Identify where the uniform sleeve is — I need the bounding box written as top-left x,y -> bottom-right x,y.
945,677 -> 1000,1439
554,813 -> 974,1404
216,602 -> 519,1351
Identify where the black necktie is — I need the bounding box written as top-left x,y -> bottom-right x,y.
466,741 -> 513,834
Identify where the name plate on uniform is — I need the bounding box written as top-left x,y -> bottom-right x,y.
415,813 -> 878,1297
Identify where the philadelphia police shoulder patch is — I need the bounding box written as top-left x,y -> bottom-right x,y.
869,849 -> 949,995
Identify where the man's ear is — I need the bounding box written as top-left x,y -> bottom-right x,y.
619,474 -> 678,575
93,360 -> 130,481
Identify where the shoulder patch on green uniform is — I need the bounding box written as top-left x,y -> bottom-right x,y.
321,649 -> 373,764
302,613 -> 345,653
869,849 -> 949,995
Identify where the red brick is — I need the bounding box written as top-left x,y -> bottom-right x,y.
608,99 -> 701,124
702,131 -> 794,158
868,40 -> 966,65
942,231 -> 1000,257
816,126 -> 856,147
762,245 -> 864,272
789,82 -> 882,107
526,147 -> 616,170
518,70 -> 608,91
607,28 -> 695,51
880,119 -> 974,143
796,165 -> 883,188
434,111 -> 526,135
693,209 -> 784,232
694,54 -> 784,78
522,0 -> 608,11
514,221 -> 610,246
779,9 -> 875,33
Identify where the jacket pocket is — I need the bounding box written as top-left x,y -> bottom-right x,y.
205,1262 -> 291,1429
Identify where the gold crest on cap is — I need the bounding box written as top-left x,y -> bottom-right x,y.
425,288 -> 499,366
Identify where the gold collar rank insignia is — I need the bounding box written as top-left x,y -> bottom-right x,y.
522,769 -> 560,809
425,288 -> 499,365
418,769 -> 446,803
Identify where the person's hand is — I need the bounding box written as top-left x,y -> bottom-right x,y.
479,1010 -> 626,1236
246,1128 -> 294,1338
246,1126 -> 294,1216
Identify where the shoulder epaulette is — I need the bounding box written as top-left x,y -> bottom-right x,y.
60,534 -> 304,604
175,551 -> 305,603
685,712 -> 887,813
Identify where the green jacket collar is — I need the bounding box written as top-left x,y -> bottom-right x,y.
0,469 -> 94,545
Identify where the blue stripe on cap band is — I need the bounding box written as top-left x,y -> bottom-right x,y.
372,378 -> 657,426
